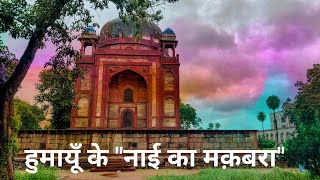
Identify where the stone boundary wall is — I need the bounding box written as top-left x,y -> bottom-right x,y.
17,130 -> 258,153
16,129 -> 258,169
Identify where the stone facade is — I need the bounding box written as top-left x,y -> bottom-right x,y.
17,130 -> 258,156
269,111 -> 295,130
71,19 -> 181,130
258,110 -> 297,143
16,130 -> 258,169
258,127 -> 296,143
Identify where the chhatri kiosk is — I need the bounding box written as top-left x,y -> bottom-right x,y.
71,18 -> 180,130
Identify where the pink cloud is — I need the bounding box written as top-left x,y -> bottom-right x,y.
171,17 -> 267,112
15,65 -> 43,104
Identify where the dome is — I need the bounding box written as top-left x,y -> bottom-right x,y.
163,28 -> 175,35
100,18 -> 162,40
83,26 -> 96,34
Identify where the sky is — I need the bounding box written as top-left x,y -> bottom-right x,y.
3,0 -> 320,130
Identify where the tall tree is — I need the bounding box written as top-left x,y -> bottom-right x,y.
207,123 -> 214,130
180,101 -> 202,129
215,122 -> 221,130
14,99 -> 45,130
266,95 -> 281,143
0,1 -> 177,179
35,66 -> 79,129
257,112 -> 266,138
284,64 -> 320,176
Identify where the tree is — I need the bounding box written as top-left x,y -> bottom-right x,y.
257,112 -> 266,138
180,101 -> 202,129
207,123 -> 214,130
35,66 -> 79,129
284,64 -> 320,176
215,122 -> 221,130
0,1 -> 177,179
14,99 -> 45,130
266,95 -> 281,143
258,137 -> 275,149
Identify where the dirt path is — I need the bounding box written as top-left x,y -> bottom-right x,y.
59,169 -> 199,180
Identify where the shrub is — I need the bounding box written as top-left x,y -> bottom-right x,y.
14,165 -> 58,180
284,123 -> 320,176
258,137 -> 275,149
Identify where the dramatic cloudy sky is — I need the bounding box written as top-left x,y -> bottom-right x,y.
3,0 -> 320,130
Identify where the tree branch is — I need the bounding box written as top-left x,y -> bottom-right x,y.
4,0 -> 72,97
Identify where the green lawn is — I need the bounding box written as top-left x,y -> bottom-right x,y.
148,168 -> 319,180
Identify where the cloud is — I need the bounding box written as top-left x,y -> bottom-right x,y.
171,16 -> 267,113
159,0 -> 320,129
15,65 -> 43,104
175,17 -> 236,50
9,0 -> 320,129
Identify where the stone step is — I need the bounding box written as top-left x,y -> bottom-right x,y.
106,162 -> 131,166
90,167 -> 136,172
90,158 -> 135,172
104,164 -> 132,168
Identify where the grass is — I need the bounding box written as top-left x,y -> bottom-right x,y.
148,168 -> 319,180
15,165 -> 58,180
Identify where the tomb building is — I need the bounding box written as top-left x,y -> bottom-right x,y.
71,18 -> 180,129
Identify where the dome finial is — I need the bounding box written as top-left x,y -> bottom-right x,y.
162,28 -> 176,41
163,28 -> 175,35
79,25 -> 98,41
83,26 -> 96,35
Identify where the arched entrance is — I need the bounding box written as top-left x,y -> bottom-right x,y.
107,70 -> 148,129
122,110 -> 133,128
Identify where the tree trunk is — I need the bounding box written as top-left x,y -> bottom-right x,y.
262,122 -> 265,138
0,1 -> 74,178
0,62 -> 5,84
0,90 -> 14,180
273,111 -> 279,143
0,32 -> 45,179
0,27 -> 46,180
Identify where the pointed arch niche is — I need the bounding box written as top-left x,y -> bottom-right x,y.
107,70 -> 148,128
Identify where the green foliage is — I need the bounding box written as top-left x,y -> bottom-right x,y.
266,95 -> 281,142
215,122 -> 221,130
0,39 -> 18,82
148,168 -> 316,180
180,101 -> 202,129
14,165 -> 58,180
284,64 -> 320,176
266,95 -> 281,111
208,122 -> 221,130
1,0 -> 178,178
0,102 -> 22,175
257,112 -> 266,136
258,137 -> 275,149
14,99 -> 45,130
35,67 -> 78,129
10,103 -> 22,156
284,123 -> 320,171
207,123 -> 214,130
257,112 -> 266,123
0,0 -> 178,47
